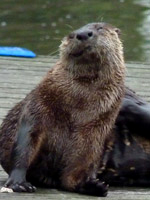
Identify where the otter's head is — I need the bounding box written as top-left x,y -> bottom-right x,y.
60,23 -> 124,68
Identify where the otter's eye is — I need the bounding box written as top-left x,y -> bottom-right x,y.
114,28 -> 121,36
97,27 -> 103,31
68,33 -> 75,39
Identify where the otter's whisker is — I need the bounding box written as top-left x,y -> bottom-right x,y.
49,49 -> 59,56
65,24 -> 74,30
53,37 -> 61,40
97,15 -> 104,22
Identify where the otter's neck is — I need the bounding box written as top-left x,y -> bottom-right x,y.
66,62 -> 101,82
62,59 -> 125,85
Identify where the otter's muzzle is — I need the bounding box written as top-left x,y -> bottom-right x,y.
76,31 -> 93,41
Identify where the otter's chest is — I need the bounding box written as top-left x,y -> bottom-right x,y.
70,96 -> 102,124
68,86 -> 115,124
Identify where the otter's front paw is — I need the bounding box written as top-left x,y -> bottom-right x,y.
78,179 -> 108,197
4,178 -> 36,193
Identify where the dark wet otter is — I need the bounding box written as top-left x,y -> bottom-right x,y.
0,23 -> 125,196
99,87 -> 150,187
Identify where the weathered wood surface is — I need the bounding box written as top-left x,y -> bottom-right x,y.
0,56 -> 150,200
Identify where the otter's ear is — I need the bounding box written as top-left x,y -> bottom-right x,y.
114,28 -> 121,36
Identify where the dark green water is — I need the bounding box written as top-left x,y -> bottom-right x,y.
0,0 -> 150,62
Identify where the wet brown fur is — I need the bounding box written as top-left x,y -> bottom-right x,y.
97,88 -> 150,187
0,23 -> 125,194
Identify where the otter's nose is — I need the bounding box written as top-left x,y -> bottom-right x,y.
76,31 -> 93,41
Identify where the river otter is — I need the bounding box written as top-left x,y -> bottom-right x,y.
98,87 -> 150,187
0,22 -> 125,196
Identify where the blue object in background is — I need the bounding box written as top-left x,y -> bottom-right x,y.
0,47 -> 36,58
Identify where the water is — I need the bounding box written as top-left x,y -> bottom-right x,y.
0,0 -> 150,61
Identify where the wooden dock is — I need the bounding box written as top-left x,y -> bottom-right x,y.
0,56 -> 150,199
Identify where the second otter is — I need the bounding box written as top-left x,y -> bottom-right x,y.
0,23 -> 125,196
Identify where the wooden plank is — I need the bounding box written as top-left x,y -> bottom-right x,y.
0,56 -> 150,200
